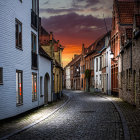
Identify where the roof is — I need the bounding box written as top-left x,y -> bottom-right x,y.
65,55 -> 81,68
117,1 -> 137,25
39,47 -> 52,61
85,31 -> 111,57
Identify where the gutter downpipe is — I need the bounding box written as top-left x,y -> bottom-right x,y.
37,0 -> 40,108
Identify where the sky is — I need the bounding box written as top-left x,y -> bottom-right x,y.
39,0 -> 113,67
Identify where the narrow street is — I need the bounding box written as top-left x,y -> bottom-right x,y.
8,90 -> 124,140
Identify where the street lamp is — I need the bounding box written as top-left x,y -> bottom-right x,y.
77,68 -> 79,72
110,52 -> 114,59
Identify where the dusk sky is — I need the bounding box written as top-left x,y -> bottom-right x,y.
39,0 -> 113,66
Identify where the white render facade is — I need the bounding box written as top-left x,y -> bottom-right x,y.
0,0 -> 41,120
39,53 -> 52,105
65,66 -> 71,89
94,55 -> 102,92
106,46 -> 111,95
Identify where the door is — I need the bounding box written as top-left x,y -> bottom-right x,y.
44,73 -> 49,105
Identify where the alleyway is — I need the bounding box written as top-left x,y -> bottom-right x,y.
7,91 -> 124,140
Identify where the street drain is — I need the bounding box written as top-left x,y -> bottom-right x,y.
79,111 -> 96,113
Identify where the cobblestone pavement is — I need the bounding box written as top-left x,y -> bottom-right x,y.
105,95 -> 140,140
0,95 -> 67,139
7,90 -> 124,140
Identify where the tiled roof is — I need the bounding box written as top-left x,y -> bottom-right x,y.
65,55 -> 81,68
118,1 -> 135,24
85,31 -> 111,57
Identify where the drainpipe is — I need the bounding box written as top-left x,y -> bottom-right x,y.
51,60 -> 53,102
37,0 -> 40,107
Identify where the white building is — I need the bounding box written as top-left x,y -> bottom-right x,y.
0,0 -> 46,120
94,54 -> 102,92
65,66 -> 71,89
106,44 -> 111,95
39,47 -> 53,105
101,34 -> 111,95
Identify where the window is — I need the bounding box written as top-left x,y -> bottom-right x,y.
126,70 -> 128,90
92,76 -> 94,87
96,58 -> 98,72
40,76 -> 43,97
15,19 -> 22,49
81,78 -> 83,88
83,65 -> 85,72
128,69 -> 131,90
100,57 -> 102,71
0,68 -> 3,85
106,52 -> 108,67
32,0 -> 38,14
31,33 -> 38,69
32,73 -> 37,101
16,70 -> 23,105
139,70 -> 140,91
92,58 -> 94,70
31,32 -> 37,53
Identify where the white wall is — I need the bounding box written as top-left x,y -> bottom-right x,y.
106,46 -> 111,95
94,55 -> 102,91
0,0 -> 39,120
39,55 -> 52,104
65,66 -> 71,89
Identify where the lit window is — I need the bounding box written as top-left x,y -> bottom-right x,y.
16,70 -> 23,105
0,67 -> 3,85
32,73 -> 37,101
15,19 -> 22,49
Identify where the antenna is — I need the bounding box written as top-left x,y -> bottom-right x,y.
103,14 -> 108,33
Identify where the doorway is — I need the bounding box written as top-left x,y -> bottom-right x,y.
44,73 -> 50,105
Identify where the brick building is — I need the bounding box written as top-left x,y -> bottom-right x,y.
111,0 -> 137,96
119,1 -> 140,107
69,55 -> 81,90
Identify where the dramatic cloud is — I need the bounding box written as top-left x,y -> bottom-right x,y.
39,0 -> 113,66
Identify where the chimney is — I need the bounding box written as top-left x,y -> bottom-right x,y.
50,32 -> 53,41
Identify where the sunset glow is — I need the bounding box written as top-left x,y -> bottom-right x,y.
39,0 -> 113,66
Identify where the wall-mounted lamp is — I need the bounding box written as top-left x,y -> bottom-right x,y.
110,52 -> 114,59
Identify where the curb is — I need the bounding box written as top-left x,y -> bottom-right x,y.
0,95 -> 71,140
98,95 -> 130,140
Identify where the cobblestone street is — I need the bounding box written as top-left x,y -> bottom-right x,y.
7,90 -> 124,140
